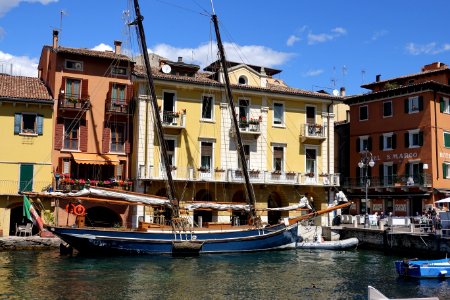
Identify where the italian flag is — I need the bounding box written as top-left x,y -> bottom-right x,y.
23,195 -> 44,232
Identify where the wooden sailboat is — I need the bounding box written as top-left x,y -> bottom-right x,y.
35,0 -> 350,255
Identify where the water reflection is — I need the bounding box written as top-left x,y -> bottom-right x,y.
0,249 -> 449,299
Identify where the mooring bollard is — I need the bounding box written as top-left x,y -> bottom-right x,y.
379,222 -> 384,230
353,219 -> 358,228
410,223 -> 414,233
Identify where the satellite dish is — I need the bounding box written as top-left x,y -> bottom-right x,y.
161,64 -> 171,74
332,89 -> 339,96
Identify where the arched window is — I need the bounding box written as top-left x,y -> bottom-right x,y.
238,76 -> 248,85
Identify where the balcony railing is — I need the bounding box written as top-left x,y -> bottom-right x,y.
341,173 -> 432,189
58,93 -> 90,110
143,166 -> 339,186
0,180 -> 52,195
300,123 -> 327,141
105,99 -> 129,114
161,111 -> 186,128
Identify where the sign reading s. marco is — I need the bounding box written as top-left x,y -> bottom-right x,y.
385,152 -> 418,160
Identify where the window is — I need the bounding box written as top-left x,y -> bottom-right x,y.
306,106 -> 316,124
163,91 -> 176,124
200,142 -> 213,172
273,102 -> 284,125
381,133 -> 395,150
445,132 -> 450,148
359,105 -> 368,121
383,101 -> 392,117
405,96 -> 423,113
165,139 -> 175,168
111,67 -> 127,76
239,99 -> 249,123
440,97 -> 450,114
406,161 -> 421,184
65,60 -> 83,71
305,148 -> 317,175
273,146 -> 284,171
357,136 -> 371,152
111,84 -> 126,104
110,123 -> 125,153
383,163 -> 394,186
238,145 -> 250,169
201,95 -> 213,120
66,78 -> 81,100
63,119 -> 79,150
14,113 -> 43,135
405,130 -> 423,148
238,76 -> 247,85
443,162 -> 450,179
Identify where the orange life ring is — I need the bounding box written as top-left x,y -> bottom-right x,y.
74,204 -> 86,216
65,203 -> 76,214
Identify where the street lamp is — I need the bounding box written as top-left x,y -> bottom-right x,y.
358,149 -> 375,228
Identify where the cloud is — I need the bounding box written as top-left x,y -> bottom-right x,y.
286,35 -> 300,47
150,42 -> 293,68
405,42 -> 450,55
303,69 -> 324,77
371,30 -> 388,41
0,0 -> 58,18
307,27 -> 347,45
91,43 -> 113,52
0,50 -> 38,76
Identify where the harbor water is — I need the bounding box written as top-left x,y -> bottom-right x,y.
1,249 -> 450,299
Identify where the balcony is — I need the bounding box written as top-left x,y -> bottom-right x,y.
142,166 -> 340,187
105,99 -> 130,115
0,180 -> 52,195
300,123 -> 326,143
161,111 -> 186,130
342,173 -> 432,191
58,93 -> 90,111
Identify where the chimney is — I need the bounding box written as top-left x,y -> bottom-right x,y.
114,40 -> 122,55
376,74 -> 381,82
178,57 -> 183,63
52,30 -> 59,49
340,87 -> 346,97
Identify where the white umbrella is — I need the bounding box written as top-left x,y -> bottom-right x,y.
435,197 -> 450,203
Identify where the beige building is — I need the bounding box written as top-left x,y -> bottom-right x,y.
132,57 -> 343,226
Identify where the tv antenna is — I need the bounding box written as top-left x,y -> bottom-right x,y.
59,10 -> 67,32
361,68 -> 366,84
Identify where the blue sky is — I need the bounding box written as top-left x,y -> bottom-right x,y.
0,0 -> 449,95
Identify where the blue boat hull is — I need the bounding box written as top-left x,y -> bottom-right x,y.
395,258 -> 450,278
48,223 -> 299,255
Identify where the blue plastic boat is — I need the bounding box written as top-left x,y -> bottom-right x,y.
395,258 -> 450,278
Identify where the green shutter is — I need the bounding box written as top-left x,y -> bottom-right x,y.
444,163 -> 448,179
440,97 -> 445,113
14,113 -> 21,134
404,132 -> 409,148
392,134 -> 397,149
445,133 -> 450,148
19,164 -> 34,192
405,99 -> 409,113
419,132 -> 423,146
418,96 -> 424,111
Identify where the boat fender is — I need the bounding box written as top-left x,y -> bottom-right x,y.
74,204 -> 86,216
65,203 -> 76,214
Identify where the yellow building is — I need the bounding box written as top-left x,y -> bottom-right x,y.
0,74 -> 53,236
132,58 -> 343,226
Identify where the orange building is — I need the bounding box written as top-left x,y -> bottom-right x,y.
344,62 -> 450,216
38,30 -> 134,187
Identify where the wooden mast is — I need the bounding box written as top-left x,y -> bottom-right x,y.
211,13 -> 257,222
132,0 -> 179,217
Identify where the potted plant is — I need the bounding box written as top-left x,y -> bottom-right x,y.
198,166 -> 209,172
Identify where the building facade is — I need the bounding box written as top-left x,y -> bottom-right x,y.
38,30 -> 134,189
132,57 -> 342,226
0,74 -> 53,236
343,62 -> 450,216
